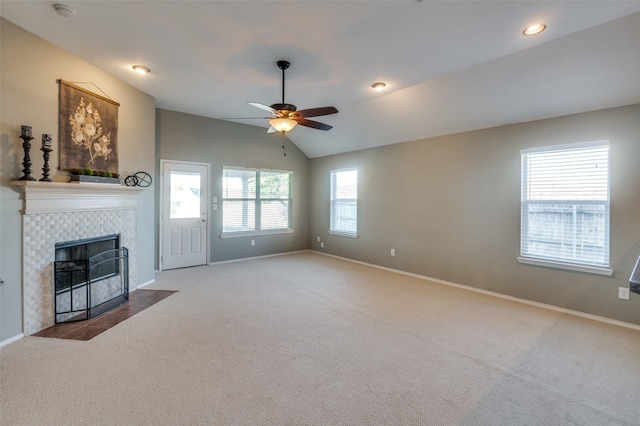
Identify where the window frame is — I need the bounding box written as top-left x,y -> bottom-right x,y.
517,140 -> 612,276
221,166 -> 293,238
329,167 -> 358,238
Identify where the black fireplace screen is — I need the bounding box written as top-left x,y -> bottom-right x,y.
55,234 -> 120,292
54,235 -> 128,323
630,255 -> 640,295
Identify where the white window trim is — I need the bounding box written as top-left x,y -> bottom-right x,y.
520,139 -> 610,155
328,230 -> 359,238
516,257 -> 613,276
222,166 -> 293,236
330,167 -> 358,238
519,140 -> 611,275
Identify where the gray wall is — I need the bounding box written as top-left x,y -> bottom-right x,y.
2,18 -> 638,343
310,104 -> 640,326
155,109 -> 310,265
0,19 -> 157,342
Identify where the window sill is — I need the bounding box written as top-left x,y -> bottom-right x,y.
221,229 -> 293,239
329,231 -> 358,239
516,257 -> 613,276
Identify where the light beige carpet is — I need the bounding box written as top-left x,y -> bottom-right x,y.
1,252 -> 639,425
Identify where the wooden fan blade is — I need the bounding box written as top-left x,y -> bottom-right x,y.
294,106 -> 338,118
297,118 -> 333,131
248,102 -> 277,115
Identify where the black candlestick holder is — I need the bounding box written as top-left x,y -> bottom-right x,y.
40,147 -> 53,182
19,134 -> 36,181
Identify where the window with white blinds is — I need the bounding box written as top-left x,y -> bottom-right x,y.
520,141 -> 610,271
222,167 -> 292,235
330,168 -> 358,237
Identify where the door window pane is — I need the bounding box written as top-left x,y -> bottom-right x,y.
170,171 -> 201,219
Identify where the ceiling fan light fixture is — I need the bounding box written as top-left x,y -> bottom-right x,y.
247,60 -> 337,132
523,23 -> 546,36
269,117 -> 298,133
371,82 -> 387,91
132,65 -> 151,74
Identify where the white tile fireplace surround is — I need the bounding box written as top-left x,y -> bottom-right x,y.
10,181 -> 144,335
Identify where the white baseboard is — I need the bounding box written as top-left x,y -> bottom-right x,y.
0,333 -> 24,348
312,250 -> 640,333
209,249 -> 310,265
136,278 -> 156,289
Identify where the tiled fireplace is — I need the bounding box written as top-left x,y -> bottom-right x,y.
10,181 -> 143,335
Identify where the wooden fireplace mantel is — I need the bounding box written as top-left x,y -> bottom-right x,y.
9,180 -> 145,214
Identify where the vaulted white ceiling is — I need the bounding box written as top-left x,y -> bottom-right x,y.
2,1 -> 640,158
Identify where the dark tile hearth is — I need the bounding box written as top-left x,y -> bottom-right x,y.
32,290 -> 176,341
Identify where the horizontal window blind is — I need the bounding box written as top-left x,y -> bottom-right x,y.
520,141 -> 609,268
330,168 -> 358,236
223,167 -> 292,234
223,168 -> 256,233
260,171 -> 291,230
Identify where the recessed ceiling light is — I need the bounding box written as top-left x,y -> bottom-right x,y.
523,23 -> 546,36
53,4 -> 75,17
132,65 -> 151,75
371,82 -> 387,91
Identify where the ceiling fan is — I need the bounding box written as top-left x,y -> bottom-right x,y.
247,60 -> 338,134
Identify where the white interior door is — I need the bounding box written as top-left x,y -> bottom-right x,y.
161,161 -> 209,270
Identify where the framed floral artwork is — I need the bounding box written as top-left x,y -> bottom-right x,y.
58,80 -> 119,173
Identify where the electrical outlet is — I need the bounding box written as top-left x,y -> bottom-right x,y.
619,287 -> 630,300
251,240 -> 255,247
390,248 -> 396,256
320,242 -> 324,248
317,236 -> 321,242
